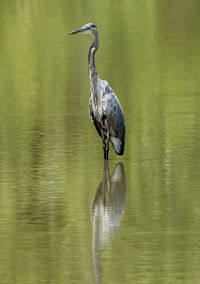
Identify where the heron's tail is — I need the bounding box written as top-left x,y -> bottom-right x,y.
110,137 -> 125,155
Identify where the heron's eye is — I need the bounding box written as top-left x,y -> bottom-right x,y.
91,24 -> 96,28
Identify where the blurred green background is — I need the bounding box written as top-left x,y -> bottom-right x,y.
0,0 -> 200,283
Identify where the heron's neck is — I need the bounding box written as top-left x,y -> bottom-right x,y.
88,31 -> 99,79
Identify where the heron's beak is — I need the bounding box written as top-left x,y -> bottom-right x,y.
69,27 -> 85,35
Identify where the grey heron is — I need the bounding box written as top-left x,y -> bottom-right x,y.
69,23 -> 125,160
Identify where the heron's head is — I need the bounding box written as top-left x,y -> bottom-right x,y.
69,23 -> 97,36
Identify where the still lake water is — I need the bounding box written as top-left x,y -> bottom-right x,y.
0,1 -> 200,283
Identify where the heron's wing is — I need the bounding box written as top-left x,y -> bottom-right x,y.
101,81 -> 125,154
102,84 -> 125,139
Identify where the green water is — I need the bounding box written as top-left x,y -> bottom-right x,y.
0,1 -> 200,283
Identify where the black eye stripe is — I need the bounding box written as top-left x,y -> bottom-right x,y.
85,24 -> 97,30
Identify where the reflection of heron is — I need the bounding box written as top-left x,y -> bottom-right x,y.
91,162 -> 126,284
69,23 -> 125,160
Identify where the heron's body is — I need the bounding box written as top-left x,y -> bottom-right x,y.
69,23 -> 125,160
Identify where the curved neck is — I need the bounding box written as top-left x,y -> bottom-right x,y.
88,30 -> 99,78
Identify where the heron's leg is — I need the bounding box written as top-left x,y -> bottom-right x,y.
104,119 -> 110,160
104,131 -> 109,160
104,148 -> 108,160
100,129 -> 107,159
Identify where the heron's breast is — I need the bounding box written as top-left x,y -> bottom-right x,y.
90,96 -> 103,122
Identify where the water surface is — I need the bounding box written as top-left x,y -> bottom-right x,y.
0,1 -> 200,283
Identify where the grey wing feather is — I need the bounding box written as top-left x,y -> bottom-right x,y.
102,83 -> 125,155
